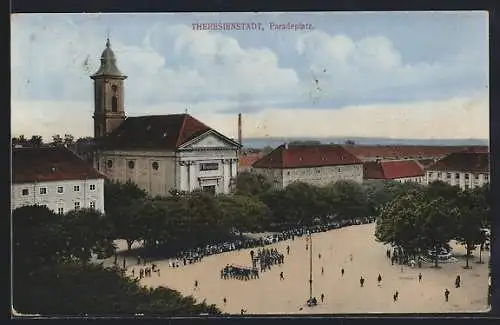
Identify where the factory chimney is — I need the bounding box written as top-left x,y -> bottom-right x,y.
238,113 -> 242,146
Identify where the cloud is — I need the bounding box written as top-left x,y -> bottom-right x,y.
293,30 -> 488,106
11,91 -> 488,141
10,14 -> 488,141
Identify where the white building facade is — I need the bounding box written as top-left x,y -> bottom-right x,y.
11,179 -> 105,214
426,171 -> 489,190
425,151 -> 489,190
252,144 -> 363,189
12,147 -> 105,214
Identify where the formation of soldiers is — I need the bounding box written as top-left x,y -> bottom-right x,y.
253,248 -> 285,272
221,264 -> 259,280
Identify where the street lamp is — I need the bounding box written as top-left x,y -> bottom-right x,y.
306,217 -> 321,307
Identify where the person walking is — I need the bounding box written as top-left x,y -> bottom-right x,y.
320,293 -> 325,303
223,297 -> 227,305
393,291 -> 399,302
321,267 -> 324,275
287,246 -> 290,255
194,280 -> 199,290
377,274 -> 382,286
341,268 -> 345,277
455,275 -> 461,288
418,273 -> 422,282
360,276 -> 365,287
445,288 -> 450,302
280,271 -> 284,280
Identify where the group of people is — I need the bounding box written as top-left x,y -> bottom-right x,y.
129,257 -> 160,280
252,248 -> 285,272
220,264 -> 259,281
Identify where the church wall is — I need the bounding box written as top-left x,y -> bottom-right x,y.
97,150 -> 177,197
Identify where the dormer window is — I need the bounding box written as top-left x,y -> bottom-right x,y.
107,160 -> 113,168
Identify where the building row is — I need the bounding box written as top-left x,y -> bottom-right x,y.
249,144 -> 489,191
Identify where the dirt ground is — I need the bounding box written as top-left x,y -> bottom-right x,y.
113,223 -> 490,314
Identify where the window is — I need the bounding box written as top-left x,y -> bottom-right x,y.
39,187 -> 47,195
200,163 -> 219,171
152,161 -> 159,170
22,188 -> 29,196
464,184 -> 469,190
485,174 -> 489,181
111,95 -> 118,112
287,171 -> 290,175
57,186 -> 64,194
107,160 -> 113,168
428,172 -> 433,178
455,173 -> 460,179
74,201 -> 81,210
89,184 -> 96,191
475,174 -> 479,180
57,207 -> 64,214
90,201 -> 96,209
446,173 -> 451,179
74,185 -> 80,192
316,169 -> 320,174
465,173 -> 470,180
202,185 -> 216,194
437,172 -> 441,178
128,160 -> 135,169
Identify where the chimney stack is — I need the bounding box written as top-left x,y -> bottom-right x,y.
238,113 -> 242,145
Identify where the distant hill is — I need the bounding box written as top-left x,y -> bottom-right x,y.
242,137 -> 489,149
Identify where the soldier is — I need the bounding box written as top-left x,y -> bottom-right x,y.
445,288 -> 450,302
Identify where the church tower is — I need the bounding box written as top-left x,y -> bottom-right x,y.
90,38 -> 127,138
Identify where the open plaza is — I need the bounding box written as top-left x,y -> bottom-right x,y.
112,223 -> 490,314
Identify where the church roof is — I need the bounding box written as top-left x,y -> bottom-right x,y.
12,147 -> 104,184
98,113 -> 236,150
91,38 -> 126,79
252,144 -> 361,169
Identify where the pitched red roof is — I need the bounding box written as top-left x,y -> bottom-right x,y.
12,147 -> 104,183
252,144 -> 361,169
239,153 -> 262,169
98,114 -> 239,150
427,152 -> 489,173
343,145 -> 488,160
364,160 -> 424,180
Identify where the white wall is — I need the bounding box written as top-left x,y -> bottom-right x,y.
178,149 -> 239,194
254,164 -> 363,189
11,178 -> 105,214
394,176 -> 425,184
426,170 -> 489,190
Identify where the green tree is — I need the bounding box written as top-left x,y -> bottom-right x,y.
454,190 -> 485,268
234,171 -> 273,197
218,194 -> 271,233
62,208 -> 115,264
12,205 -> 66,270
326,180 -> 369,220
28,135 -> 43,147
13,263 -> 221,316
420,197 -> 459,268
375,191 -> 427,260
51,134 -> 64,146
110,200 -> 146,251
104,180 -> 148,219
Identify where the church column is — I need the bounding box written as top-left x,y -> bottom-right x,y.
186,161 -> 192,191
189,160 -> 197,191
231,158 -> 238,178
179,161 -> 187,192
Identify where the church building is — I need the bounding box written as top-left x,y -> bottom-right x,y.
91,39 -> 241,196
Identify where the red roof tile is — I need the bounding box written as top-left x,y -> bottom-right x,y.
364,160 -> 424,180
99,114 -> 238,150
239,153 -> 262,168
343,145 -> 488,160
427,152 -> 489,173
252,144 -> 362,169
12,147 -> 104,183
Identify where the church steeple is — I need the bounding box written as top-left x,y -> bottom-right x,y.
91,38 -> 126,78
90,38 -> 127,138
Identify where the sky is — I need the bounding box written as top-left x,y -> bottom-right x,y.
11,12 -> 489,141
